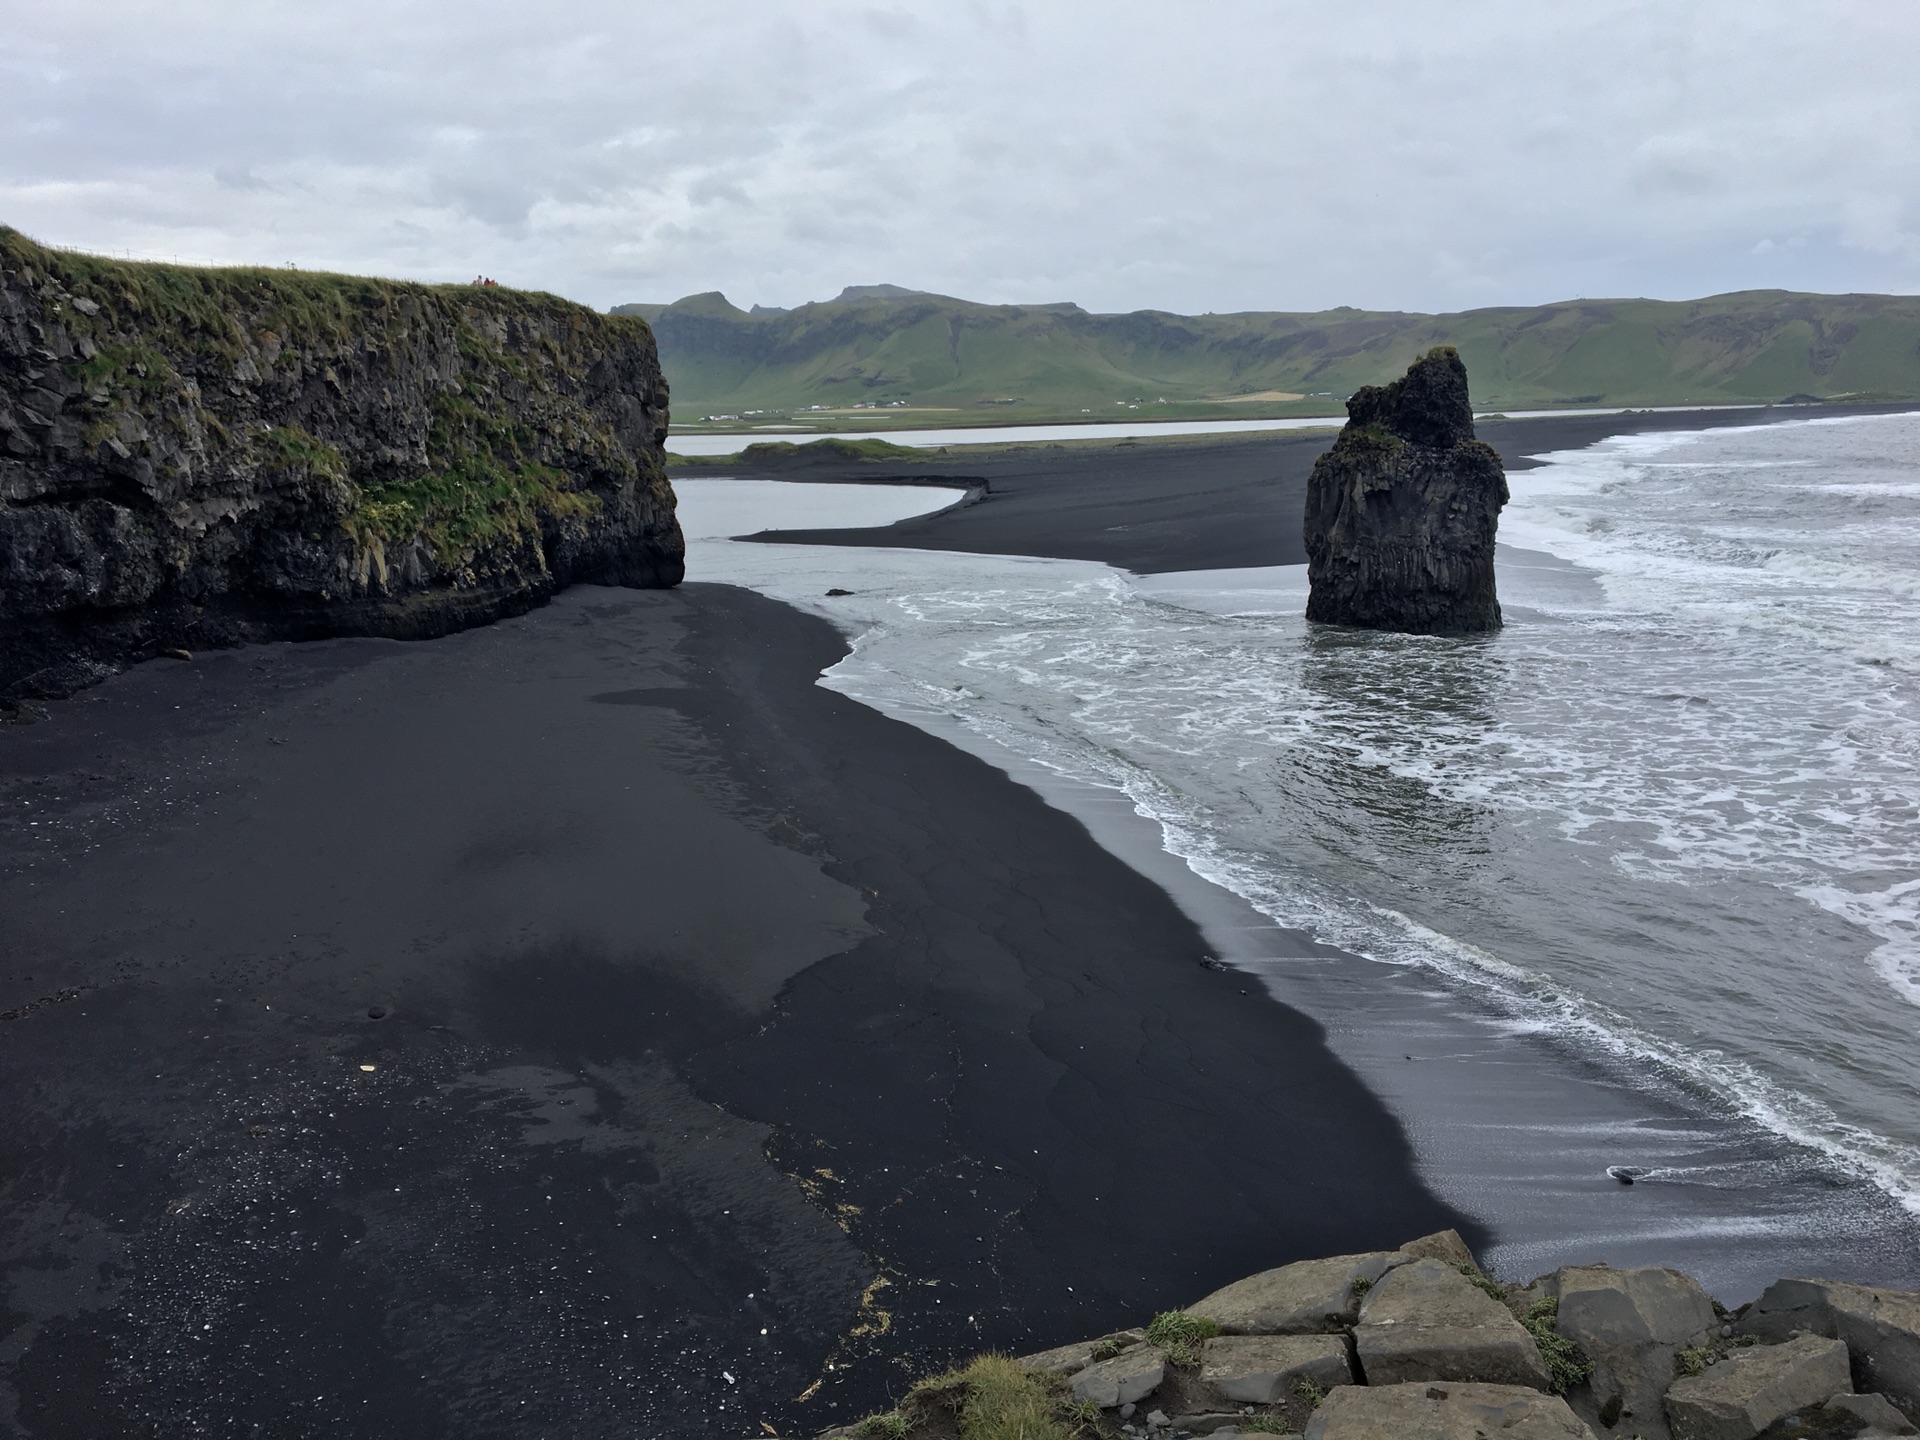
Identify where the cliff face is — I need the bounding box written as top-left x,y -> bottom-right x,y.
0,228 -> 682,709
1303,346 -> 1507,634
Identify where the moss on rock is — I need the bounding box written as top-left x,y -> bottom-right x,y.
0,226 -> 682,707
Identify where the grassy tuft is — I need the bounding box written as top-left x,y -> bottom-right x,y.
897,1354 -> 1081,1440
1454,1262 -> 1509,1303
1060,1398 -> 1103,1429
1143,1309 -> 1222,1368
260,425 -> 347,480
1520,1298 -> 1593,1394
891,1354 -> 1107,1440
853,1412 -> 911,1438
954,1355 -> 1071,1440
1676,1345 -> 1715,1378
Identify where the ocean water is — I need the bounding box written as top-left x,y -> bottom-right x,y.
674,410 -> 1920,1285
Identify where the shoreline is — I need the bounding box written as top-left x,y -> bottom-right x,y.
685,528 -> 1920,1305
666,404 -> 1920,1293
661,401 -> 1911,453
0,583 -> 1471,1437
707,404 -> 1916,577
821,657 -> 1920,1298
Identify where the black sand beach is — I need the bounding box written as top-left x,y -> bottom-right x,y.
7,402 -> 1913,1437
0,583 -> 1469,1438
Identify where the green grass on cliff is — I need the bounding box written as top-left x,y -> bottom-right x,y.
742,437 -> 921,463
340,392 -> 603,565
625,285 -> 1920,428
4,227 -> 640,361
3,226 -> 651,571
349,461 -> 596,565
852,1354 -> 1098,1440
670,436 -> 926,469
259,424 -> 348,479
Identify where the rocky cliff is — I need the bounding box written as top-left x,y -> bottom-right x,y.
1303,347 -> 1507,634
0,227 -> 682,711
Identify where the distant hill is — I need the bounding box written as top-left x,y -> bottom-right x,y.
610,286 -> 1920,427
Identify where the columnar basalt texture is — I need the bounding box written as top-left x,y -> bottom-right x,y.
1303,346 -> 1507,633
0,227 -> 682,708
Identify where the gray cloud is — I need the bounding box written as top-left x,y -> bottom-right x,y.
4,0 -> 1917,312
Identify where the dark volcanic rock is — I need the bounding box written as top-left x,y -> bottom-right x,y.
1303,346 -> 1507,633
1,227 -> 682,711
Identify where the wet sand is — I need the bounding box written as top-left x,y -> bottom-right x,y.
853,646 -> 1920,1304
0,585 -> 1469,1438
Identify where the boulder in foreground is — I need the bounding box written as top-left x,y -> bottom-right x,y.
1200,1333 -> 1351,1404
1738,1277 -> 1920,1416
1824,1391 -> 1917,1435
1189,1250 -> 1407,1335
1068,1343 -> 1165,1407
1303,1380 -> 1593,1440
1017,1328 -> 1145,1377
831,1239 -> 1920,1440
1552,1263 -> 1719,1439
1663,1333 -> 1851,1440
1353,1257 -> 1552,1390
1302,345 -> 1508,634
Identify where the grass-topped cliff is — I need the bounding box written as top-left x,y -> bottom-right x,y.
619,285 -> 1920,431
0,227 -> 681,708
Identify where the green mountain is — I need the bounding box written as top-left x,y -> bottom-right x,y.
613,286 -> 1920,430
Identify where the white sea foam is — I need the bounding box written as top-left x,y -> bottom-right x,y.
686,411 -> 1920,1220
880,654 -> 1920,1211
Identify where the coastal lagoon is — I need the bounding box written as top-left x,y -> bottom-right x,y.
662,407 -> 1766,457
682,408 -> 1920,1291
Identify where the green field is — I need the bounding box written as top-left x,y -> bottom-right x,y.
616,285 -> 1920,431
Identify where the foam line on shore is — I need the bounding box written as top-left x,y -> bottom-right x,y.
801,636 -> 1920,1297
683,483 -> 1920,1294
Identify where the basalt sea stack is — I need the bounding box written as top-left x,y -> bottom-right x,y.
0,227 -> 682,711
1303,345 -> 1507,633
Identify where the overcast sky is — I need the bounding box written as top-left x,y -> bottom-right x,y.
5,2 -> 1918,315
